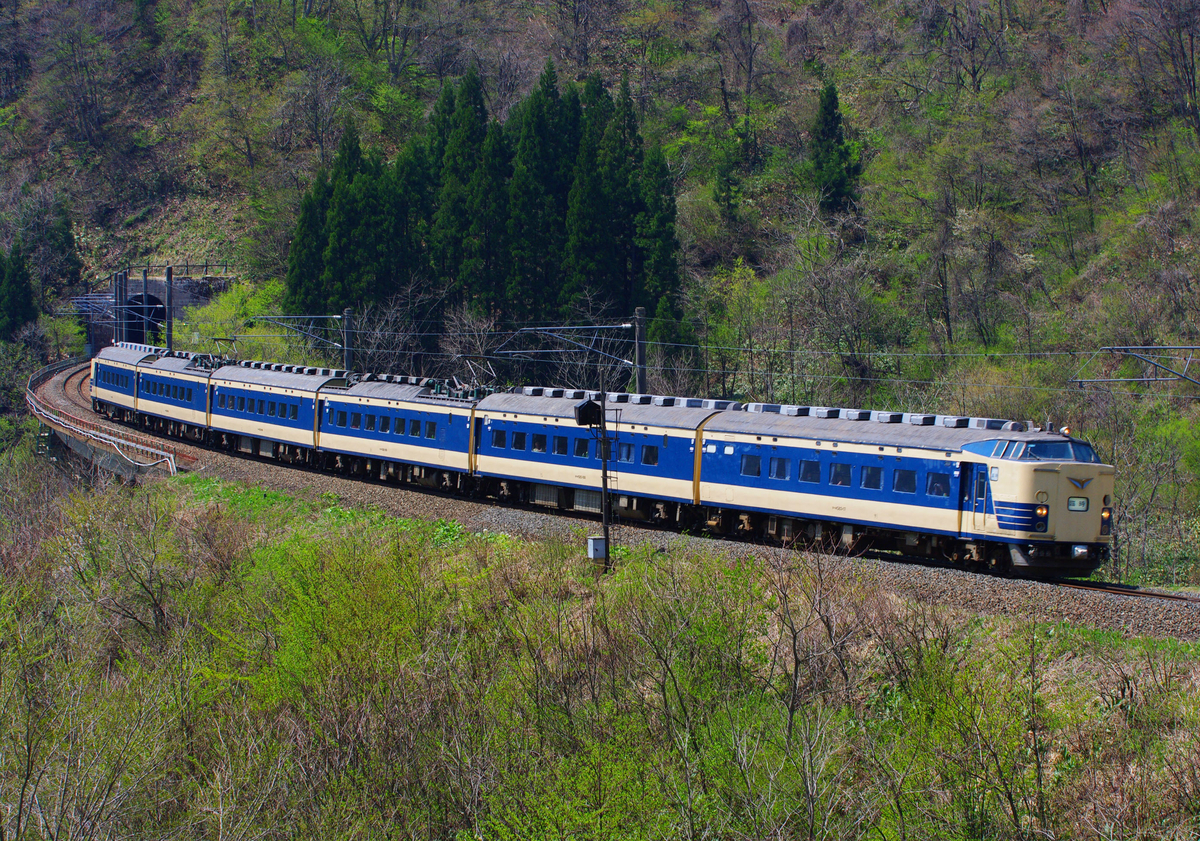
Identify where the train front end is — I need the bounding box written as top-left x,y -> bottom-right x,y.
1004,438 -> 1114,575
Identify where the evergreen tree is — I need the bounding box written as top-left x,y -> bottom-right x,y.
562,129 -> 614,315
507,79 -> 565,321
426,82 -> 457,188
283,169 -> 332,315
331,120 -> 364,185
37,201 -> 82,307
579,74 -> 614,149
321,154 -> 389,311
0,243 -> 37,341
597,78 -> 644,313
433,68 -> 489,297
392,139 -> 434,288
464,121 -> 512,314
636,144 -> 680,310
808,82 -> 861,214
442,67 -> 487,185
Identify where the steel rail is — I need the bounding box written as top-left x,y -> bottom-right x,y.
26,360 -> 197,475
1049,579 -> 1200,604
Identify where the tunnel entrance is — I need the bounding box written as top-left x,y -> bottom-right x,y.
124,294 -> 167,344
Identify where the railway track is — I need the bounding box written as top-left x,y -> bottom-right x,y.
1050,579 -> 1200,605
34,362 -> 1200,640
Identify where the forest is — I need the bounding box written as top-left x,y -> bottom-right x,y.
0,0 -> 1198,563
4,0 -> 1200,834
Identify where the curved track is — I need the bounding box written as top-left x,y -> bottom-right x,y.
35,363 -> 1200,639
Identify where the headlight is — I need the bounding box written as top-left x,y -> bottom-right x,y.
1100,507 -> 1112,535
1035,505 -> 1049,518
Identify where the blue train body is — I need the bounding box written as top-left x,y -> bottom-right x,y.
90,344 -> 1115,576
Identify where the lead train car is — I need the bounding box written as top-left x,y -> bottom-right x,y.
90,343 -> 1113,576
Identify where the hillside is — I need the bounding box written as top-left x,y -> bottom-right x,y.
1,0 -> 1199,575
2,451 -> 1200,838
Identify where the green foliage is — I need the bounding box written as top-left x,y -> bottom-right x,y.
806,83 -> 861,214
4,471 -> 1200,837
0,243 -> 36,341
281,65 -> 681,325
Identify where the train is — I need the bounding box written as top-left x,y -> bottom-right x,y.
90,342 -> 1115,576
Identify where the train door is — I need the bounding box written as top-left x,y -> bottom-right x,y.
314,398 -> 325,449
471,417 -> 482,474
959,463 -> 989,534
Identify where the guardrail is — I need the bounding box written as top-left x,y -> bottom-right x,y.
26,358 -> 198,475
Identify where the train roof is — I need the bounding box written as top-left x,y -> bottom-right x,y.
329,380 -> 474,407
476,389 -> 737,430
704,407 -> 1066,451
96,344 -> 159,365
141,355 -> 214,376
210,365 -> 347,391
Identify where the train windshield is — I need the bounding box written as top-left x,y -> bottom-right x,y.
1018,440 -> 1099,462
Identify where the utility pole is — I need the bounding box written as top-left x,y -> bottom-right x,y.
165,266 -> 174,351
342,308 -> 354,371
113,272 -> 121,343
634,306 -> 647,394
141,268 -> 148,344
599,392 -> 611,571
575,394 -> 613,572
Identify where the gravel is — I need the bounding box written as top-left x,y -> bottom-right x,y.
40,365 -> 1200,641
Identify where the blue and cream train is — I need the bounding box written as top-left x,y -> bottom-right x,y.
92,342 -> 1115,575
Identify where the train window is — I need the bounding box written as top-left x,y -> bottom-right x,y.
366,415 -> 376,432
642,445 -> 659,466
1022,441 -> 1073,460
337,410 -> 347,427
410,419 -> 421,436
769,457 -> 789,480
927,472 -> 950,497
553,436 -> 568,456
268,402 -> 277,417
512,431 -> 527,451
350,412 -> 361,429
800,460 -> 821,483
862,465 -> 883,490
187,388 -> 193,402
532,434 -> 547,453
218,394 -> 226,409
893,469 -> 917,494
379,416 -> 389,433
999,441 -> 1014,458
1072,443 -> 1101,463
234,396 -> 243,411
575,438 -> 590,458
170,385 -> 177,399
425,421 -> 436,439
830,463 -> 851,486
256,400 -> 264,414
617,442 -> 633,462
741,454 -> 761,477
492,429 -> 507,449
